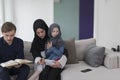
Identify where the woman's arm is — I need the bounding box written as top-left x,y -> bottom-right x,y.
51,55 -> 67,68
51,48 -> 68,68
35,57 -> 41,64
58,55 -> 67,68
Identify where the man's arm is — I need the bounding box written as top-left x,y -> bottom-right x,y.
16,39 -> 24,59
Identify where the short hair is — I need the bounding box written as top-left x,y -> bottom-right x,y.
1,22 -> 16,33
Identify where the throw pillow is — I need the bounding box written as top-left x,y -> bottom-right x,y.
64,38 -> 78,64
84,46 -> 105,67
75,38 -> 96,61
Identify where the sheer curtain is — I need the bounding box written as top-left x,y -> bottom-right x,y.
0,0 -> 4,26
0,0 -> 54,41
0,0 -> 14,24
0,0 -> 14,36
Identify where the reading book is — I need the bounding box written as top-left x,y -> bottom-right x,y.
0,59 -> 33,67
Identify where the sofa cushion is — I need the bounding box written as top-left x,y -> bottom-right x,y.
24,41 -> 33,61
64,38 -> 78,64
75,38 -> 96,61
84,45 -> 105,67
61,61 -> 120,80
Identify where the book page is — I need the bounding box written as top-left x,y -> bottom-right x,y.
15,59 -> 33,64
0,60 -> 19,67
0,59 -> 33,68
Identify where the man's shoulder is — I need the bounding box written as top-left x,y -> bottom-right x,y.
14,37 -> 23,43
0,37 -> 2,41
0,37 -> 3,46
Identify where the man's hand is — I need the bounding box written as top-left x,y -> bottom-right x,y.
6,66 -> 12,69
14,64 -> 22,68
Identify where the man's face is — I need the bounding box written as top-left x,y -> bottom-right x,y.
2,30 -> 16,45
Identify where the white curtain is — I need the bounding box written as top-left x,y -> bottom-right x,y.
0,0 -> 14,25
0,0 -> 14,36
0,0 -> 5,26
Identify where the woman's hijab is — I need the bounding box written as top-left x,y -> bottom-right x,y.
30,19 -> 49,57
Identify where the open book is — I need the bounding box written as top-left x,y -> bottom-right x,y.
0,59 -> 33,67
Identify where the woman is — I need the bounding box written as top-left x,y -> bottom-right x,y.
30,19 -> 68,80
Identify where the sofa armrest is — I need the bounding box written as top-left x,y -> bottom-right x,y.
104,49 -> 118,69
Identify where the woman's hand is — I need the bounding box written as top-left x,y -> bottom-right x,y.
51,61 -> 61,68
38,58 -> 45,65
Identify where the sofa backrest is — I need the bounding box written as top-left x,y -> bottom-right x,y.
75,38 -> 96,61
23,38 -> 96,62
24,41 -> 33,61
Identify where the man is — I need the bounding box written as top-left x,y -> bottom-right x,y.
0,22 -> 30,80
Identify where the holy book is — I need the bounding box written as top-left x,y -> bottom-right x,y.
0,59 -> 33,67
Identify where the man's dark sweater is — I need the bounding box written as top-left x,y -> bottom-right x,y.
0,37 -> 24,63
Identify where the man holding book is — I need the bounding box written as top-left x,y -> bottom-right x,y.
0,22 -> 30,80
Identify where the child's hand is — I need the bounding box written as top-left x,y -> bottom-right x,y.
47,41 -> 52,49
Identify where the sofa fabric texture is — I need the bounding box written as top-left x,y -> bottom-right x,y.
61,61 -> 120,80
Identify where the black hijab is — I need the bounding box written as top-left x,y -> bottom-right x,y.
30,19 -> 49,59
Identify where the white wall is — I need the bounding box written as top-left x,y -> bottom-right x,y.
0,0 -> 54,41
14,0 -> 54,41
94,0 -> 120,49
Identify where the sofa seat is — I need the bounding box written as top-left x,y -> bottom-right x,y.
61,61 -> 120,80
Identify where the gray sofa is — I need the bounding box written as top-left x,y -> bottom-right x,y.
61,38 -> 120,80
22,38 -> 120,80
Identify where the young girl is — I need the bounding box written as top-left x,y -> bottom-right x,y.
28,23 -> 65,80
45,23 -> 64,65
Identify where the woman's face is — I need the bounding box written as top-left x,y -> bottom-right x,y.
36,28 -> 46,39
51,27 -> 59,38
